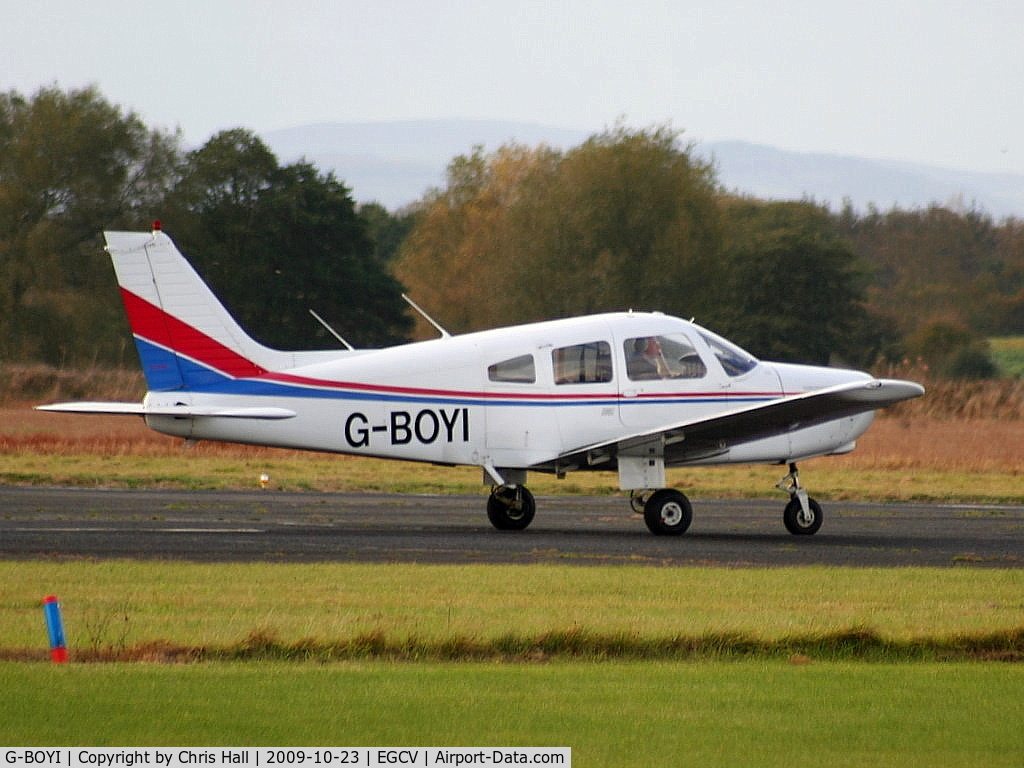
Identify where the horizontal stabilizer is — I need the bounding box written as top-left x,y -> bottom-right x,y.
35,402 -> 146,416
35,402 -> 296,419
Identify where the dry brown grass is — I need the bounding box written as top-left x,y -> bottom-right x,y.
826,417 -> 1024,474
892,379 -> 1024,420
876,364 -> 1024,420
3,364 -> 1022,477
3,407 -> 1021,478
0,363 -> 145,406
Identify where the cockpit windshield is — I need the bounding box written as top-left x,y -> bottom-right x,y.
695,327 -> 759,377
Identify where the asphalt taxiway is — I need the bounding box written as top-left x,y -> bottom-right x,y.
2,486 -> 1021,566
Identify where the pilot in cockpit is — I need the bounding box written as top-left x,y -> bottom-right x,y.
627,336 -> 672,379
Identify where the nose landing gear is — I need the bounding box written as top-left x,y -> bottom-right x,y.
776,463 -> 823,535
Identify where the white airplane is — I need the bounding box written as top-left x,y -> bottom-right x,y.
40,225 -> 924,536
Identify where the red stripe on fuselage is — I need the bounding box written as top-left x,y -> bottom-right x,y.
264,371 -> 780,403
120,288 -> 267,378
262,371 -> 625,401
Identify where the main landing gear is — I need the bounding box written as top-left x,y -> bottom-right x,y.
486,484 -> 536,530
486,463 -> 823,536
630,489 -> 693,535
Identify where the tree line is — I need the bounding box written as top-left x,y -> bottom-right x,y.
2,85 -> 1022,378
398,128 -> 1024,375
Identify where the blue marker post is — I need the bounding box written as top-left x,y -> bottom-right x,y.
42,595 -> 68,663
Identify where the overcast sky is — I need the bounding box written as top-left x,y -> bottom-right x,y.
4,0 -> 1023,174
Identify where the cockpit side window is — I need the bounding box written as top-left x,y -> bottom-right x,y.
695,328 -> 759,377
552,341 -> 613,384
625,334 -> 708,381
488,354 -> 536,383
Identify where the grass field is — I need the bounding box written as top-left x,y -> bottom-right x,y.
2,563 -> 1023,763
2,662 -> 1023,765
3,562 -> 1023,655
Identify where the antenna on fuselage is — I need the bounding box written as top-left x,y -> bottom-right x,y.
309,309 -> 355,350
402,294 -> 451,339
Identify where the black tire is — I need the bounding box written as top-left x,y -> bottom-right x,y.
643,489 -> 693,536
487,485 -> 536,531
783,496 -> 823,535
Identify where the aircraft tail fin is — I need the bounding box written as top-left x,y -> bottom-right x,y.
105,228 -> 298,391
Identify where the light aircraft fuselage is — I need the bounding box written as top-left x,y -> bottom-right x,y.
141,312 -> 873,472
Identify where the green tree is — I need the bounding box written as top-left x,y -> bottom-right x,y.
839,205 -> 1013,337
904,320 -> 997,379
714,200 -> 891,365
164,130 -> 412,348
0,85 -> 180,363
397,125 -> 721,333
991,219 -> 1024,334
510,125 -> 721,321
396,143 -> 552,333
358,202 -> 417,263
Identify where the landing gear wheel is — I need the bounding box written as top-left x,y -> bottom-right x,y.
783,496 -> 823,535
643,489 -> 693,536
487,485 -> 536,531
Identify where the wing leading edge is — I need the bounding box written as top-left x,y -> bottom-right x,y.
548,378 -> 925,471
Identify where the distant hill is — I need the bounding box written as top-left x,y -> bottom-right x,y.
261,121 -> 1024,218
261,120 -> 589,210
705,141 -> 1024,220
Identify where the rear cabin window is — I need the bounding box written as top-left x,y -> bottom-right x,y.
552,341 -> 613,384
488,354 -> 536,383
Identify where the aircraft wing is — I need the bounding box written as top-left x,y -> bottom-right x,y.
552,378 -> 925,469
35,402 -> 297,419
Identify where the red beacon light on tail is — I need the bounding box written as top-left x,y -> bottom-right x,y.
152,220 -> 162,232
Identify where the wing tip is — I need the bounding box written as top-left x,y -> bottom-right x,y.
873,378 -> 926,403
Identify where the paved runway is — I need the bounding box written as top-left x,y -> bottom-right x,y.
0,486 -> 1021,566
